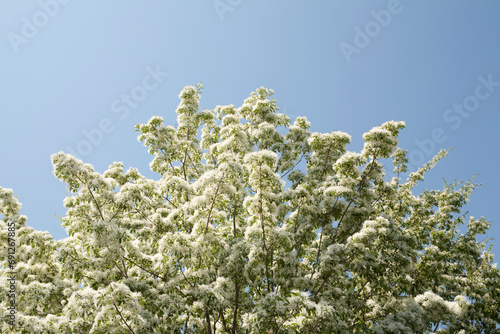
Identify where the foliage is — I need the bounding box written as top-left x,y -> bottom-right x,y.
1,85 -> 499,333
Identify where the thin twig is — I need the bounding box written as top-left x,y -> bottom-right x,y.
112,301 -> 137,334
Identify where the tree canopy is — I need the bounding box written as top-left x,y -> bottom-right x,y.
1,85 -> 499,333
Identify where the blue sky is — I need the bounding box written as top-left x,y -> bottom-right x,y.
1,0 -> 499,260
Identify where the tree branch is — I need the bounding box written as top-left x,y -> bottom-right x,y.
77,175 -> 105,220
113,301 -> 137,334
281,151 -> 306,178
205,308 -> 213,334
232,281 -> 240,334
205,173 -> 225,235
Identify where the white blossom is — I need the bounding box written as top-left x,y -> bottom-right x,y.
1,86 -> 497,333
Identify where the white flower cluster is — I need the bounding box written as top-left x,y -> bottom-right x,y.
1,87 -> 498,333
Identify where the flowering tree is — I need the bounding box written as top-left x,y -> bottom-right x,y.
1,85 -> 499,333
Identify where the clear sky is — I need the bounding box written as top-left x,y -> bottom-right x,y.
1,1 -> 499,260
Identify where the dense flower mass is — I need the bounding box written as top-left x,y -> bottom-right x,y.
1,85 -> 499,333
